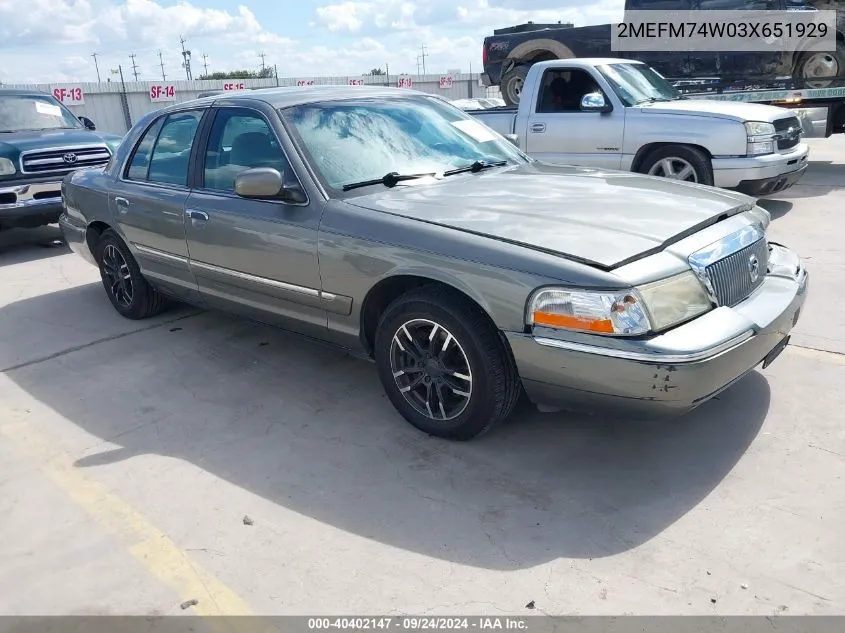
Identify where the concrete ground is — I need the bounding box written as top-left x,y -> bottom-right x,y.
1,137 -> 843,618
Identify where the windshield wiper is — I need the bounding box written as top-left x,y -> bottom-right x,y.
342,171 -> 435,192
442,159 -> 507,177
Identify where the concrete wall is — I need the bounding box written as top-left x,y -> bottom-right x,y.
4,74 -> 500,136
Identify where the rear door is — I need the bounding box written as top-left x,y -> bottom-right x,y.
524,66 -> 625,169
109,109 -> 205,301
183,105 -> 328,337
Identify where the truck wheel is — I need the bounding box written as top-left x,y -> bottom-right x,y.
640,145 -> 714,186
793,41 -> 845,89
501,66 -> 529,107
373,285 -> 521,441
95,229 -> 167,320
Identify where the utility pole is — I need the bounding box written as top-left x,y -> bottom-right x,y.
419,44 -> 428,76
258,52 -> 267,74
129,53 -> 140,81
91,52 -> 101,82
179,36 -> 193,80
385,62 -> 389,87
158,50 -> 167,81
201,53 -> 209,76
274,64 -> 279,87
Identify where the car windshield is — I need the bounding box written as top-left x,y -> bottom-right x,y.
597,63 -> 683,106
281,96 -> 528,192
0,94 -> 83,132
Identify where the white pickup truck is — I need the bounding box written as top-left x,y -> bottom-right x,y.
471,58 -> 811,196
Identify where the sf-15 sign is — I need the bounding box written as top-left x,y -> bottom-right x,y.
223,82 -> 246,91
149,85 -> 177,102
52,86 -> 85,105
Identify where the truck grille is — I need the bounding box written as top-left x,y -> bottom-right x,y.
774,116 -> 801,150
20,146 -> 111,175
705,238 -> 769,307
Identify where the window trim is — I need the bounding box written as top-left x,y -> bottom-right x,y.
535,68 -> 613,115
193,105 -> 309,207
119,107 -> 208,191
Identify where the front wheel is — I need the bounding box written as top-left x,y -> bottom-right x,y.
373,286 -> 521,440
95,229 -> 167,320
639,145 -> 714,186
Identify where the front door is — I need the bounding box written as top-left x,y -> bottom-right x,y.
110,109 -> 204,301
184,106 -> 327,336
524,66 -> 626,170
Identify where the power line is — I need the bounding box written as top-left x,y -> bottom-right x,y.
91,52 -> 102,83
202,53 -> 209,76
179,36 -> 193,80
158,50 -> 167,81
129,53 -> 140,81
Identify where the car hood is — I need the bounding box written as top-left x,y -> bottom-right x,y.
345,162 -> 756,269
638,98 -> 796,123
0,129 -> 123,160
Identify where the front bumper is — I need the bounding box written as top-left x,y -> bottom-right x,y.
508,244 -> 808,418
712,143 -> 809,195
0,180 -> 64,226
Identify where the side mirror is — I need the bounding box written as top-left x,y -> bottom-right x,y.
79,116 -> 96,130
580,92 -> 612,113
504,133 -> 519,147
234,167 -> 307,203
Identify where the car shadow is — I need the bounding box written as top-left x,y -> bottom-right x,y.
0,225 -> 69,267
2,284 -> 772,569
757,198 -> 793,219
764,159 -> 845,201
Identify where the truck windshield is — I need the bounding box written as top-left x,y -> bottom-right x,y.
597,63 -> 683,106
281,96 -> 527,192
0,94 -> 84,133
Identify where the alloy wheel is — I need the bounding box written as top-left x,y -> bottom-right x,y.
647,157 -> 699,182
101,244 -> 134,308
389,318 -> 473,421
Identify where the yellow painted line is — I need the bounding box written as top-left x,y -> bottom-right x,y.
787,344 -> 845,366
0,415 -> 277,633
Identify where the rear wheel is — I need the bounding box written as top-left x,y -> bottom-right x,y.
793,41 -> 845,89
373,285 -> 521,440
95,229 -> 167,320
639,145 -> 714,186
501,66 -> 529,107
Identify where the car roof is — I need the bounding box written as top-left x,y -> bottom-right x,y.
532,58 -> 645,70
0,88 -> 53,97
168,84 -> 435,112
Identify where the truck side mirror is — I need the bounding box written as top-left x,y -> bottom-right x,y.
79,116 -> 96,130
504,133 -> 519,146
580,92 -> 612,113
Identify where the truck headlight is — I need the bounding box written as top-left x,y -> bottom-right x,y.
637,271 -> 713,332
527,288 -> 651,336
745,121 -> 776,156
0,157 -> 16,176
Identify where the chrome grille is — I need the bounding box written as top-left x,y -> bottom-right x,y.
774,116 -> 801,150
20,145 -> 111,174
705,238 -> 769,307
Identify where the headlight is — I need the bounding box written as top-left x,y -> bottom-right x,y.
527,288 -> 651,336
0,157 -> 16,176
528,272 -> 713,337
745,121 -> 776,156
637,271 -> 712,332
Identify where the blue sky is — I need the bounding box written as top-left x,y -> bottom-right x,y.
0,0 -> 624,85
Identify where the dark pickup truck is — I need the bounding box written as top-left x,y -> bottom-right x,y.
482,0 -> 845,107
0,89 -> 122,230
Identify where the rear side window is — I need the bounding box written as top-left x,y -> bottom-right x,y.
125,117 -> 164,181
148,111 -> 203,186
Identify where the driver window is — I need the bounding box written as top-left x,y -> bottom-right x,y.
203,108 -> 290,192
536,69 -> 603,113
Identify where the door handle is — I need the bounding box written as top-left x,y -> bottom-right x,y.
114,196 -> 130,212
186,209 -> 209,222
531,123 -> 546,133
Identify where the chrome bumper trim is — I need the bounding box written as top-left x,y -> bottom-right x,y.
0,181 -> 63,210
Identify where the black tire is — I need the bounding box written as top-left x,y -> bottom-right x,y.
95,229 -> 167,320
792,41 -> 845,89
373,285 -> 521,441
639,145 -> 714,186
501,66 -> 529,107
